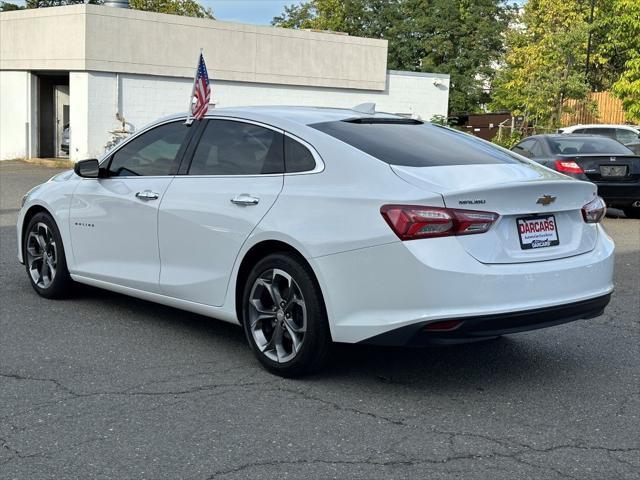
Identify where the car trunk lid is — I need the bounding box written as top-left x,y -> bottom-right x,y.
391,163 -> 599,264
567,154 -> 640,183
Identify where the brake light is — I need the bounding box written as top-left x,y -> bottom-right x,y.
555,159 -> 584,174
380,205 -> 499,240
582,196 -> 606,223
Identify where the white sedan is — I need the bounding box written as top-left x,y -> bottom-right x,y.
17,106 -> 615,376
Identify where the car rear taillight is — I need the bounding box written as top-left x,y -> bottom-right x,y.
380,205 -> 499,241
555,159 -> 584,174
582,196 -> 606,223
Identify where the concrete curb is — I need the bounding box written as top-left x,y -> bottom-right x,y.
22,158 -> 75,169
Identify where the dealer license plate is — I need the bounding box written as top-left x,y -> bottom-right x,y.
516,215 -> 560,250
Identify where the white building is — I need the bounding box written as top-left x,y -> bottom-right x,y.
0,4 -> 450,162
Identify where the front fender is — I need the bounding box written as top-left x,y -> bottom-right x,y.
16,174 -> 79,268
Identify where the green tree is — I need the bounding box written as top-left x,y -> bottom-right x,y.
594,0 -> 640,122
588,0 -> 640,92
0,1 -> 25,10
25,0 -> 87,6
130,0 -> 213,18
273,0 -> 514,114
21,0 -> 213,18
491,0 -> 591,128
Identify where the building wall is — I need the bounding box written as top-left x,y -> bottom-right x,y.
0,71 -> 35,160
1,4 -> 387,91
67,70 -> 449,161
1,69 -> 449,161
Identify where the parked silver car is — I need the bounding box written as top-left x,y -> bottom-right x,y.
61,123 -> 70,154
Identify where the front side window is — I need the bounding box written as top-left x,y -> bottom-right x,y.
312,120 -> 526,167
585,127 -> 616,139
284,136 -> 316,173
189,120 -> 284,175
108,121 -> 189,177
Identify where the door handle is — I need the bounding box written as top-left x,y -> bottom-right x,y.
135,190 -> 160,201
231,194 -> 260,206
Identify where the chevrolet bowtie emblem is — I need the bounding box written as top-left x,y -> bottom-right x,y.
536,194 -> 556,206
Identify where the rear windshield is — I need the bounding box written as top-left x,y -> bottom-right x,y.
549,137 -> 632,155
311,120 -> 526,167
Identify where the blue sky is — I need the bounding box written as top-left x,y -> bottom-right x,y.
7,0 -> 302,25
204,0 -> 302,25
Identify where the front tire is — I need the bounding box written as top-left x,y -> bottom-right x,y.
24,212 -> 73,299
242,253 -> 331,377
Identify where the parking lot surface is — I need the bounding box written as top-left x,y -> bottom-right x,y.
1,160 -> 639,479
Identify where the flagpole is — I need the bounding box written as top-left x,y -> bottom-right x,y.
185,48 -> 203,126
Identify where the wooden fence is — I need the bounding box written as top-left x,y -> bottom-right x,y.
562,91 -> 627,126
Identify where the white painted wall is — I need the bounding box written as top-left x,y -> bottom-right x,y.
70,71 -> 120,160
0,71 -> 34,160
3,69 -> 449,161
2,4 -> 388,91
69,70 -> 449,161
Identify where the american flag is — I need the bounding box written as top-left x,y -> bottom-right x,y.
191,53 -> 210,120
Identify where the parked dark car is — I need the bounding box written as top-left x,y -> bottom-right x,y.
512,134 -> 640,219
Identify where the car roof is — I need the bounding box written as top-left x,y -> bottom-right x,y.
524,134 -> 613,139
157,105 -> 403,127
562,124 -> 639,132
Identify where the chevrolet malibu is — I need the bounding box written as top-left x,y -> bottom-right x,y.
17,106 -> 615,376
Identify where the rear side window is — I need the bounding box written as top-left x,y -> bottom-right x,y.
529,140 -> 544,157
615,129 -> 639,144
311,120 -> 525,167
188,120 -> 284,175
513,139 -> 535,156
284,136 -> 316,173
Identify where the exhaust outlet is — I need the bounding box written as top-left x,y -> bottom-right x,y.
632,201 -> 640,208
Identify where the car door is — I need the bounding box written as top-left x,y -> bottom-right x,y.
158,118 -> 284,306
69,120 -> 193,292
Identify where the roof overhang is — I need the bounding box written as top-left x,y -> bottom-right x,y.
0,4 -> 389,91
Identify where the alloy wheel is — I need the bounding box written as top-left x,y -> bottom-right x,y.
26,222 -> 57,289
248,268 -> 307,363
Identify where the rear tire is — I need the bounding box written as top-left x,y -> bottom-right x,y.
23,212 -> 73,299
241,253 -> 331,377
623,206 -> 640,219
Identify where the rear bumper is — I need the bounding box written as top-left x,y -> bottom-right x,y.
312,225 -> 615,344
595,182 -> 640,204
360,294 -> 611,346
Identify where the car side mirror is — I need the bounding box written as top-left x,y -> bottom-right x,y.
74,159 -> 100,178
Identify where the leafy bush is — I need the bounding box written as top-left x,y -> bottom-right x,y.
491,131 -> 523,149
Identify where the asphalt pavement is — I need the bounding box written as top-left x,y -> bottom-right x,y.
1,160 -> 639,479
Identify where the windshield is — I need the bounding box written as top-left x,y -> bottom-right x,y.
311,120 -> 528,167
549,137 -> 633,155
